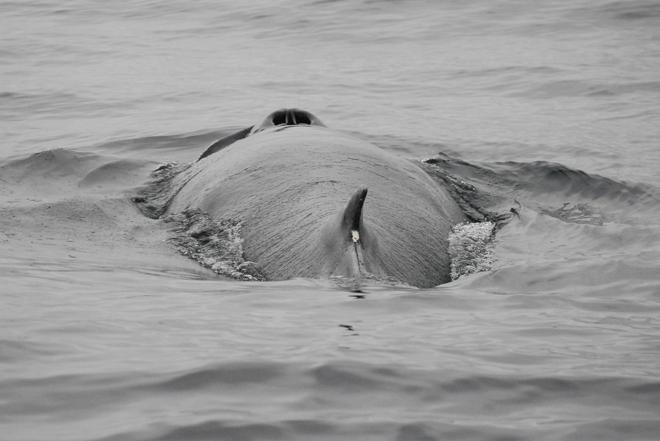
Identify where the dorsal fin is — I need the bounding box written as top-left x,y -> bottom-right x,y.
197,126 -> 253,161
342,188 -> 368,240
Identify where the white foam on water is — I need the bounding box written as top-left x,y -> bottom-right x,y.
165,209 -> 264,281
448,221 -> 496,281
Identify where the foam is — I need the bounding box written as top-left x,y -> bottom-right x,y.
165,209 -> 264,281
448,221 -> 496,281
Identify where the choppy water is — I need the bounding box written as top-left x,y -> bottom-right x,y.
2,1 -> 660,440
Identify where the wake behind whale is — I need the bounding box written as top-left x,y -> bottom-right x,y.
135,109 -> 480,288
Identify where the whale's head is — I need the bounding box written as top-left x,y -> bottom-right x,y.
250,108 -> 325,135
198,108 -> 326,161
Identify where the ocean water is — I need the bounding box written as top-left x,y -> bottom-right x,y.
1,1 -> 660,440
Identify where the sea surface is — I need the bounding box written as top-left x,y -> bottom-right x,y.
2,1 -> 660,440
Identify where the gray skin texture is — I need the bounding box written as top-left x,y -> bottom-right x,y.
167,125 -> 466,287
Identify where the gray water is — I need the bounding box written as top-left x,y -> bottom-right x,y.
2,1 -> 660,440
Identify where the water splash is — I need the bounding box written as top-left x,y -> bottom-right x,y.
165,209 -> 264,281
448,221 -> 496,281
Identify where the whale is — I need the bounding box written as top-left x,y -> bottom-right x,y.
136,109 -> 467,288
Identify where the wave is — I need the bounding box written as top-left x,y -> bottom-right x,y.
12,359 -> 654,406
595,1 -> 660,21
0,148 -> 158,200
4,359 -> 659,441
149,362 -> 288,392
92,129 -> 238,160
511,79 -> 660,99
0,91 -> 96,120
423,153 -> 660,225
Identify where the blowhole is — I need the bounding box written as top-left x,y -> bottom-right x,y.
271,110 -> 288,125
251,108 -> 325,134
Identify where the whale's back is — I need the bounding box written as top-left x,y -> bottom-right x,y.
164,126 -> 465,287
